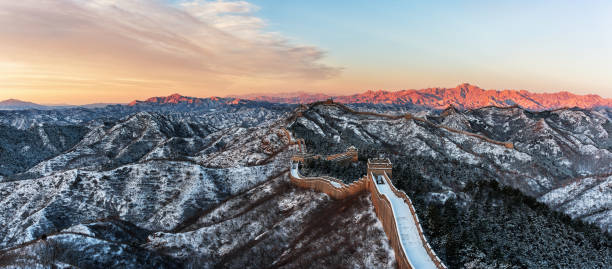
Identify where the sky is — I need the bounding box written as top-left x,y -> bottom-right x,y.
0,0 -> 611,104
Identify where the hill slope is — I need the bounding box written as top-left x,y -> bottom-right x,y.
289,103 -> 612,232
0,102 -> 610,268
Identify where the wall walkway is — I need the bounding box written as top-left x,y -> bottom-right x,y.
370,172 -> 446,269
289,161 -> 446,269
290,162 -> 368,200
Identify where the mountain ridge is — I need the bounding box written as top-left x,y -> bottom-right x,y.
232,83 -> 612,110
0,102 -> 610,267
0,99 -> 123,110
128,93 -> 246,107
5,83 -> 611,111
0,99 -> 48,110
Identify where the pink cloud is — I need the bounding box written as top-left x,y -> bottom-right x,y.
0,0 -> 340,101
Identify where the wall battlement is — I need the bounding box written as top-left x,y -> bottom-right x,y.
290,158 -> 446,269
326,145 -> 359,162
367,158 -> 392,178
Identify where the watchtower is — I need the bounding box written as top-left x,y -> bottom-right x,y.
291,152 -> 314,163
367,158 -> 392,180
346,145 -> 358,162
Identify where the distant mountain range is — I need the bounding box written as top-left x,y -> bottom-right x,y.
232,83 -> 612,110
4,83 -> 612,111
228,92 -> 331,104
127,93 -> 246,107
0,99 -> 49,110
0,99 -> 121,110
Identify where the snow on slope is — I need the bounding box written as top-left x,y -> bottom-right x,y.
147,174 -> 396,268
539,175 -> 612,232
0,108 -> 297,249
291,103 -> 612,232
0,104 -> 397,268
0,159 -> 291,249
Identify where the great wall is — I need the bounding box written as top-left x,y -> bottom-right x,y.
292,99 -> 514,149
281,100 -> 526,268
287,137 -> 446,269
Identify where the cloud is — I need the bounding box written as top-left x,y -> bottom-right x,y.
0,0 -> 340,101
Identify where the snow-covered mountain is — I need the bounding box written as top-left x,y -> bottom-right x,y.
0,103 -> 401,267
0,100 -> 610,268
289,103 -> 612,232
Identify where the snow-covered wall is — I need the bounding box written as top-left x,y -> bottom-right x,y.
369,172 -> 446,269
289,159 -> 446,269
289,162 -> 368,200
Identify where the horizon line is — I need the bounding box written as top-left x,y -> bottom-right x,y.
3,83 -> 611,106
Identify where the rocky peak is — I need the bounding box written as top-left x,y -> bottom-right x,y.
234,83 -> 612,110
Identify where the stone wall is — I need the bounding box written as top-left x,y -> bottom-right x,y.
289,174 -> 368,200
367,179 -> 413,269
325,147 -> 358,162
374,173 -> 447,269
290,157 -> 447,269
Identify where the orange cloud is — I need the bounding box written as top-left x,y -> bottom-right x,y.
0,0 -> 340,104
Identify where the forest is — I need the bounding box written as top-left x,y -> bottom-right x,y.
419,180 -> 612,268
